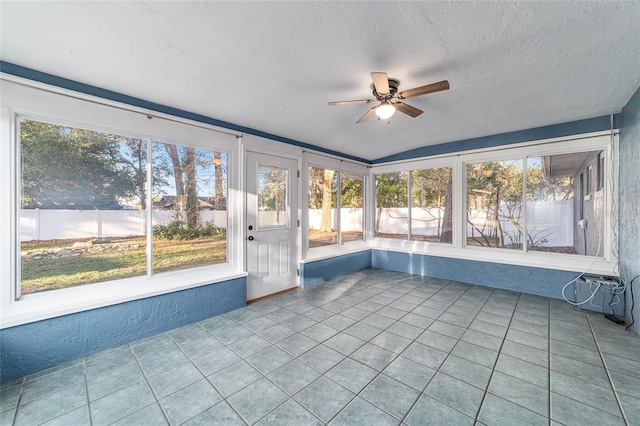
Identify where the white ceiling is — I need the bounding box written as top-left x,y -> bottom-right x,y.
2,1 -> 640,162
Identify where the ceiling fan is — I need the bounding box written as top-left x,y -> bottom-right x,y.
328,72 -> 450,123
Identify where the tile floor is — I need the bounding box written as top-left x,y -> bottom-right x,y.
2,268 -> 640,425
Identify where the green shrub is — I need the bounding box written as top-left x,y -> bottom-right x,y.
153,219 -> 226,240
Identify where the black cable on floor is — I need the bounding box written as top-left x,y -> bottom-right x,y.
624,275 -> 639,332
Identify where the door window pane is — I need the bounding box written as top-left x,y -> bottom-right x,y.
257,164 -> 289,229
308,167 -> 338,247
375,172 -> 408,239
20,119 -> 147,294
466,160 -> 524,249
341,173 -> 364,243
527,152 -> 603,256
411,167 -> 453,243
151,142 -> 228,272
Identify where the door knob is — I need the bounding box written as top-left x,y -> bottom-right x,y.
248,236 -> 254,241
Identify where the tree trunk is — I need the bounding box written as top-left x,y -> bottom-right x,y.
320,169 -> 334,232
214,151 -> 223,210
185,147 -> 199,229
164,144 -> 185,211
439,170 -> 453,243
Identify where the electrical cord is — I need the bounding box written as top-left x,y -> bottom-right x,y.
561,226 -> 603,306
625,274 -> 639,332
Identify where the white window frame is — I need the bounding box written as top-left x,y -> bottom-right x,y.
1,78 -> 244,328
302,152 -> 369,261
373,165 -> 457,244
371,131 -> 618,276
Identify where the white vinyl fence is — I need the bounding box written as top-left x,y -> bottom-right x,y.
375,200 -> 574,246
21,209 -> 227,241
23,201 -> 572,246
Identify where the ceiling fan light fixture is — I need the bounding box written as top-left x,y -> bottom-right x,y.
375,102 -> 395,120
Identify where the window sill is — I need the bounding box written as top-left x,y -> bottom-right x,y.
371,238 -> 616,276
1,265 -> 247,329
303,241 -> 371,263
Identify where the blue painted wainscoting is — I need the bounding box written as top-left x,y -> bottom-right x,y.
372,249 -> 580,300
300,250 -> 372,288
0,277 -> 246,383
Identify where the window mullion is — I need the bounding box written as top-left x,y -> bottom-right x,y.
336,171 -> 342,245
407,171 -> 412,241
145,137 -> 153,278
522,157 -> 528,253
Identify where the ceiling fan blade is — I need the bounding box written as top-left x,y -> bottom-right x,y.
394,102 -> 423,118
356,106 -> 378,123
327,99 -> 375,106
371,72 -> 390,96
397,80 -> 450,99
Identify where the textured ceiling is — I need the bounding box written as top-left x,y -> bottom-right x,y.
2,1 -> 640,161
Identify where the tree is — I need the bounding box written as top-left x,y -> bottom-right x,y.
20,120 -> 136,209
411,168 -> 452,242
341,174 -> 364,209
184,147 -> 199,228
466,161 -> 525,247
258,165 -> 287,225
375,172 -> 408,233
119,138 -> 171,210
319,169 -> 335,232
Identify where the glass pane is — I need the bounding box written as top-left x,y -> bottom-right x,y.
20,119 -> 147,294
411,167 -> 453,243
375,172 -> 408,239
152,142 -> 228,272
257,164 -> 289,229
466,160 -> 524,249
526,151 -> 603,256
308,167 -> 338,248
341,173 -> 364,243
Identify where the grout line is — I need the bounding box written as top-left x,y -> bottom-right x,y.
471,291 -> 522,424
398,281 -> 498,424
9,377 -> 26,426
548,297 -> 552,426
82,358 -> 94,426
586,314 -> 630,426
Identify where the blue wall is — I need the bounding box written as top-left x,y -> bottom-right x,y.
372,115 -> 618,163
619,86 -> 640,334
372,250 -> 580,299
1,277 -> 246,383
301,250 -> 372,288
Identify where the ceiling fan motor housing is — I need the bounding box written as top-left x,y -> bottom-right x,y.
372,78 -> 399,100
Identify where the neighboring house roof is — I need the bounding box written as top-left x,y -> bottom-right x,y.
153,195 -> 225,210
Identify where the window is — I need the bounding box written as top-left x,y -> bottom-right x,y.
464,151 -> 604,256
375,167 -> 453,242
257,164 -> 289,229
19,119 -> 229,295
340,173 -> 364,243
151,141 -> 228,273
375,172 -> 408,239
466,160 -> 524,250
597,151 -> 605,191
411,167 -> 453,243
308,167 -> 364,248
526,155 -> 575,254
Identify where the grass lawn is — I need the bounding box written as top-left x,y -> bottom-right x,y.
21,236 -> 226,294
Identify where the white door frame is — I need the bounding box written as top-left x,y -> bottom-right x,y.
244,149 -> 300,300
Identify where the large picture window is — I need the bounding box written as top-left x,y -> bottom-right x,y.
375,167 -> 453,242
465,151 -> 605,256
19,119 -> 228,295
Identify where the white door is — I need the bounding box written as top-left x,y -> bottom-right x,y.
245,151 -> 298,300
